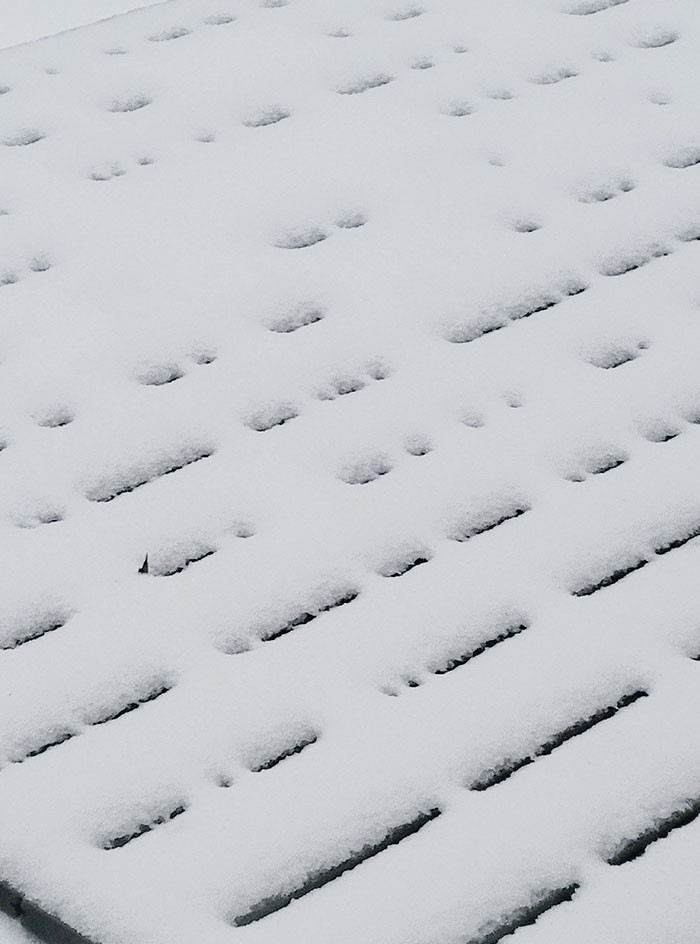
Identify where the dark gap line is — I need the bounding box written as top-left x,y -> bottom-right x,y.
383,557 -> 430,578
1,618 -> 68,651
604,260 -> 647,276
103,804 -> 187,850
452,507 -> 529,542
465,884 -> 580,944
261,590 -> 359,643
607,798 -> 700,865
572,558 -> 649,596
262,611 -> 315,642
318,590 -> 359,612
592,458 -> 625,474
248,411 -> 298,432
471,321 -> 505,341
21,731 -> 77,761
471,691 -> 647,791
432,623 -> 529,677
563,282 -> 588,296
471,756 -> 534,790
603,247 -> 673,278
597,356 -> 635,370
89,450 -> 213,502
573,522 -> 700,596
536,690 -> 646,755
141,372 -> 182,386
91,684 -> 171,726
16,684 -> 172,763
449,283 -> 586,344
654,523 -> 700,556
251,735 -> 318,772
157,549 -> 216,576
233,807 -> 441,926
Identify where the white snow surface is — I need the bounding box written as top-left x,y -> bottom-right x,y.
1,0 -> 700,942
0,910 -> 39,944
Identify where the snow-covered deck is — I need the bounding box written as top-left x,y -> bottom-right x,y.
1,1 -> 699,942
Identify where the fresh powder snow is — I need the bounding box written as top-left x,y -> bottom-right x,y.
1,1 -> 700,943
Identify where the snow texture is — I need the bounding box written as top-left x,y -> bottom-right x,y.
1,0 -> 700,942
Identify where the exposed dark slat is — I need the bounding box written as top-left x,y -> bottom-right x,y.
465,883 -> 580,944
607,798 -> 700,865
251,735 -> 318,772
471,691 -> 647,791
234,807 -> 441,925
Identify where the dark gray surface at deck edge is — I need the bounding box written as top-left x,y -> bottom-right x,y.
0,880 -> 98,944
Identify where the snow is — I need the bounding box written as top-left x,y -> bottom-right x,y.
0,910 -> 39,944
0,1 -> 170,50
1,0 -> 700,942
